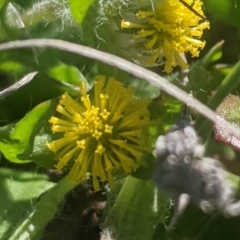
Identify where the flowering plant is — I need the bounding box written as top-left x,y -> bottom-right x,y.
48,76 -> 154,190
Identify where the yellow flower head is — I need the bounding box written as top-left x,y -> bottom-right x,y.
121,0 -> 210,73
47,76 -> 153,191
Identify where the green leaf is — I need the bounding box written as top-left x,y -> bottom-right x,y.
174,204 -> 240,240
204,0 -> 240,29
204,136 -> 236,162
153,223 -> 176,240
200,40 -> 224,67
69,0 -> 95,23
151,94 -> 182,133
30,134 -> 56,168
173,204 -> 211,238
227,172 -> 240,196
102,176 -> 170,240
9,177 -> 77,240
194,215 -> 240,240
130,78 -> 161,99
0,0 -> 5,9
187,65 -> 209,90
0,167 -> 55,240
0,60 -> 26,74
196,60 -> 240,140
0,72 -> 79,124
132,154 -> 155,181
0,125 -> 31,164
0,99 -> 57,163
48,63 -> 86,86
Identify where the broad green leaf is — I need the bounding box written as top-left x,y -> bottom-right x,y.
8,177 -> 77,240
0,124 -> 25,163
103,176 -> 170,240
0,167 -> 55,240
69,0 -> 95,23
0,99 -> 57,163
11,99 -> 57,154
48,63 -> 85,86
30,134 -> 56,168
132,154 -> 155,181
187,65 -> 209,90
173,204 -> 211,238
194,215 -> 240,240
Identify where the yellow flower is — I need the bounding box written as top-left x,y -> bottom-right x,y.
47,76 -> 154,191
121,0 -> 210,73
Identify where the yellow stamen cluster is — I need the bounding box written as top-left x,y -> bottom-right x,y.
47,76 -> 153,191
121,0 -> 210,73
